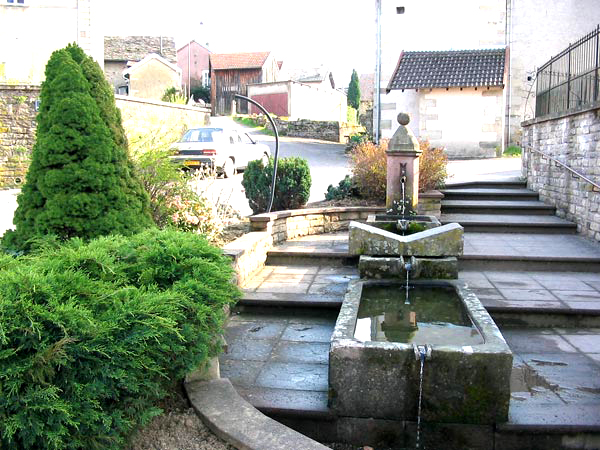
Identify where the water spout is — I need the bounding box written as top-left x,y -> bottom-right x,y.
413,344 -> 432,449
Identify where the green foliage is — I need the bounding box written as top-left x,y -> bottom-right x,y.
132,146 -> 223,241
242,157 -> 311,214
347,69 -> 361,110
190,85 -> 210,103
345,132 -> 371,153
418,140 -> 448,191
346,106 -> 358,125
161,87 -> 187,104
3,45 -> 153,253
325,175 -> 360,200
0,229 -> 240,449
503,145 -> 522,157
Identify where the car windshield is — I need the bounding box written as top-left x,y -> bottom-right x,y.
181,128 -> 224,143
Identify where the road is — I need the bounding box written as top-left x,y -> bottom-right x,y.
201,117 -> 352,216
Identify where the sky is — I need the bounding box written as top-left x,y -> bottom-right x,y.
98,0 -> 377,87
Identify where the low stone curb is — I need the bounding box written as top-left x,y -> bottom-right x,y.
185,378 -> 329,450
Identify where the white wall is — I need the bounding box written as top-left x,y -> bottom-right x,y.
0,0 -> 103,84
420,88 -> 503,158
507,0 -> 600,143
290,82 -> 347,122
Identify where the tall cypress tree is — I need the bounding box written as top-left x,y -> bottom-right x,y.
3,46 -> 153,252
348,69 -> 361,110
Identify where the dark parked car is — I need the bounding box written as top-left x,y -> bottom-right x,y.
170,127 -> 270,177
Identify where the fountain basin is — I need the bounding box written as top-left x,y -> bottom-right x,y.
329,279 -> 512,425
366,214 -> 440,236
348,221 -> 463,258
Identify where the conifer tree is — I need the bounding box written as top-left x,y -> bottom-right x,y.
3,46 -> 153,251
348,69 -> 361,110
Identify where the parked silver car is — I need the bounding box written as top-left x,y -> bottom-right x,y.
170,127 -> 270,177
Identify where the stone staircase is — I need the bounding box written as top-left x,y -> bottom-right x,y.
440,180 -> 578,234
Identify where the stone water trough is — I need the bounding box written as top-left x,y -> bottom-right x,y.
329,278 -> 513,425
329,112 -> 513,426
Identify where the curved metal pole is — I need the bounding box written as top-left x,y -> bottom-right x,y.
234,94 -> 279,213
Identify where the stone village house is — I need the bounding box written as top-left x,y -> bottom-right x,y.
209,51 -> 280,116
177,40 -> 211,98
385,48 -> 507,158
246,65 -> 348,122
375,0 -> 600,152
104,36 -> 179,98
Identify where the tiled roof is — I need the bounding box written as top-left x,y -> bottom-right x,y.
104,36 -> 177,63
387,48 -> 506,91
210,52 -> 271,70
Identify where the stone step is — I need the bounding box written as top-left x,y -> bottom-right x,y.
441,213 -> 578,234
266,250 -> 358,267
444,179 -> 527,190
441,188 -> 539,201
238,292 -> 343,309
441,199 -> 556,215
459,255 -> 600,272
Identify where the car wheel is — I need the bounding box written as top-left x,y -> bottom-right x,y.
222,157 -> 236,178
261,153 -> 269,166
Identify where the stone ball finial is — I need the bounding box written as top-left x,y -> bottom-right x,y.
397,113 -> 410,126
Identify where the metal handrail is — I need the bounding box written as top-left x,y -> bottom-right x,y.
523,145 -> 600,191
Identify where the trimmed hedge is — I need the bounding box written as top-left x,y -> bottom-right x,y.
0,229 -> 240,449
242,156 -> 311,214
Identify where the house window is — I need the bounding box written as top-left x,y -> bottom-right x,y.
202,70 -> 210,87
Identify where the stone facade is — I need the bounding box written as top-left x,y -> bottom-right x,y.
0,85 -> 40,188
522,106 -> 600,242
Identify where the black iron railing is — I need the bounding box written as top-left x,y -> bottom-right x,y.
535,25 -> 600,118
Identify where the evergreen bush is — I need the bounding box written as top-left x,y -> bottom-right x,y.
325,175 -> 360,201
2,45 -> 153,253
242,157 -> 312,214
347,69 -> 361,110
0,228 -> 240,449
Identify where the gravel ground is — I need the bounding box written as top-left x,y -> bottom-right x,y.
127,408 -> 235,450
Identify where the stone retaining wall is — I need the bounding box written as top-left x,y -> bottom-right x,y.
249,207 -> 386,244
115,95 -> 210,140
0,85 -> 40,188
522,105 -> 600,241
251,115 -> 365,144
0,86 -> 210,189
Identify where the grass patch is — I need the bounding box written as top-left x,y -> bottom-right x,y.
503,145 -> 522,157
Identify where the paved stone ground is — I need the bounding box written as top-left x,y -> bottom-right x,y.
221,307 -> 337,417
220,232 -> 600,435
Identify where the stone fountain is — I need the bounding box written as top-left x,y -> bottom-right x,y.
329,113 -> 513,428
348,113 -> 463,280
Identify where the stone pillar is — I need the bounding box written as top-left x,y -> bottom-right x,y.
386,113 -> 421,212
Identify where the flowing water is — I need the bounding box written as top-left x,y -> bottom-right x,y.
416,348 -> 426,449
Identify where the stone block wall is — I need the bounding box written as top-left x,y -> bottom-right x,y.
250,207 -> 386,244
0,85 -> 40,188
252,115 -> 365,143
115,95 -> 210,142
522,106 -> 600,241
0,87 -> 210,189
